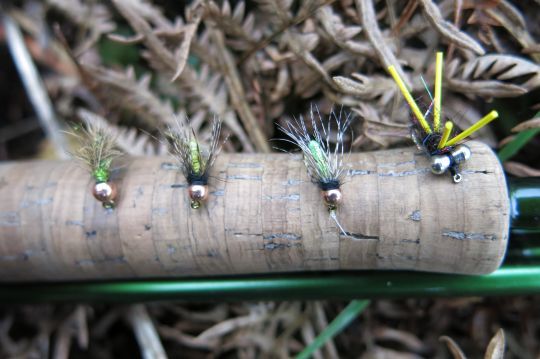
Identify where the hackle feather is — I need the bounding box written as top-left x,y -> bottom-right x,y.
68,122 -> 122,177
277,106 -> 352,187
165,116 -> 223,183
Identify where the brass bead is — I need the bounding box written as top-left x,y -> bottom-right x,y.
92,181 -> 117,208
322,188 -> 343,209
188,184 -> 208,209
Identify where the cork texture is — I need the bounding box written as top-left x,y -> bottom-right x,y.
0,141 -> 509,281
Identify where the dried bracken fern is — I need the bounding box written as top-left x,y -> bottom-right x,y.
29,0 -> 539,155
76,109 -> 167,156
446,54 -> 540,97
79,65 -> 175,128
46,0 -> 115,55
417,0 -> 485,55
204,1 -> 261,50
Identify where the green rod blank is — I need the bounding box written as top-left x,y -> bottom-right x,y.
1,265 -> 540,303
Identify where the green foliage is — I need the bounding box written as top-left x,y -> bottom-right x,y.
98,28 -> 140,68
296,300 -> 370,359
498,112 -> 540,162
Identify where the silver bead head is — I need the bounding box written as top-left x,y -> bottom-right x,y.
450,145 -> 471,164
430,155 -> 451,175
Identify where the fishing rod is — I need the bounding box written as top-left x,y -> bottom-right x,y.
0,144 -> 538,302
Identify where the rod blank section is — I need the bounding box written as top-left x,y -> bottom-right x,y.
2,266 -> 540,303
0,142 -> 509,281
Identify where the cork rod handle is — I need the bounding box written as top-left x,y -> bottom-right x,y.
0,141 -> 509,282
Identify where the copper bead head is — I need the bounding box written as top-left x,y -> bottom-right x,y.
92,181 -> 118,209
322,188 -> 343,210
188,184 -> 209,209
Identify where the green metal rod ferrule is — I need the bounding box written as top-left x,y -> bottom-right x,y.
504,177 -> 540,264
508,177 -> 540,237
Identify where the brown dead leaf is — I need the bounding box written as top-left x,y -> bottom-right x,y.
485,2 -> 540,62
360,346 -> 424,359
205,0 -> 260,49
418,0 -> 485,55
316,6 -> 362,43
373,327 -> 426,353
333,74 -> 394,102
484,329 -> 505,359
498,135 -> 515,147
447,54 -> 540,97
503,161 -> 540,177
159,325 -> 219,350
211,28 -> 271,152
197,314 -> 266,341
81,64 -> 174,128
461,0 -> 501,12
77,109 -> 167,156
47,0 -> 115,55
511,117 -> 540,132
391,1 -> 418,35
356,0 -> 411,88
170,8 -> 201,81
285,31 -> 334,91
352,103 -> 410,149
440,335 -> 467,359
463,55 -> 540,88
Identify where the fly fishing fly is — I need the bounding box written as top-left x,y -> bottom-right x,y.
388,52 -> 499,183
69,123 -> 122,209
278,106 -> 352,235
165,116 -> 223,209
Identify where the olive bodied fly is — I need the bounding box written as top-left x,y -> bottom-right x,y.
68,122 -> 122,209
165,116 -> 223,209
